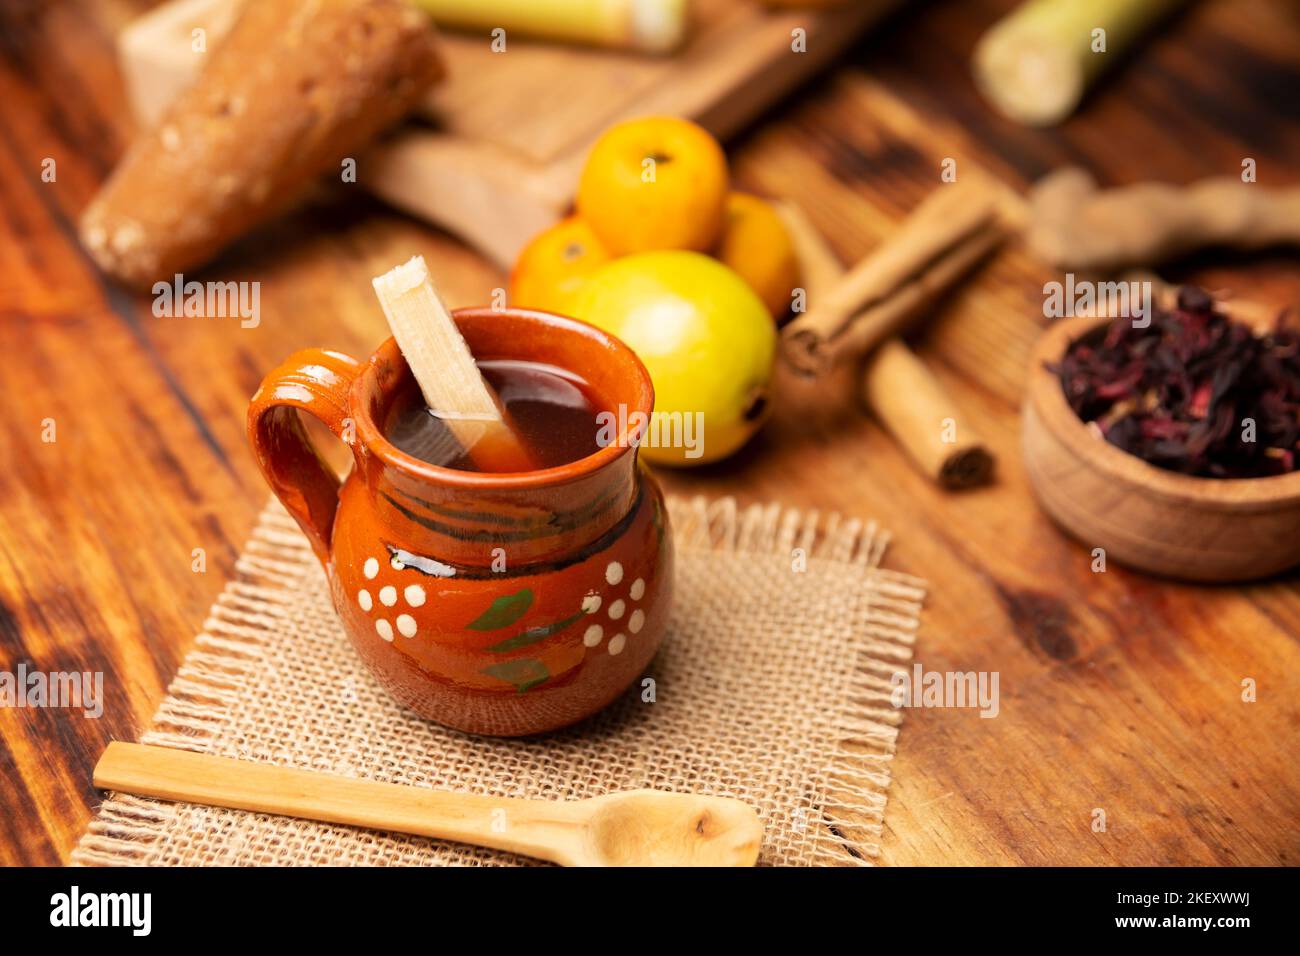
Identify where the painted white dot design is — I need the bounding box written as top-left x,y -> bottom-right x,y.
628,609 -> 645,634
404,584 -> 426,607
605,561 -> 623,585
607,633 -> 626,656
583,624 -> 603,647
379,586 -> 397,607
375,619 -> 394,642
608,599 -> 625,621
396,614 -> 417,638
582,592 -> 601,614
629,578 -> 645,600
391,556 -> 405,570
358,589 -> 372,612
363,558 -> 379,580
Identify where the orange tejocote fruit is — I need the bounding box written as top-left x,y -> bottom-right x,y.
576,116 -> 729,256
715,192 -> 802,319
509,215 -> 613,315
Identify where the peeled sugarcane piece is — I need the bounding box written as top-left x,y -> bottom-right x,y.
117,0 -> 241,129
80,0 -> 444,289
371,257 -> 536,473
411,0 -> 687,53
1029,167 -> 1300,271
973,0 -> 1189,127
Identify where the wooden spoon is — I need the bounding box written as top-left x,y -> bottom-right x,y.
94,742 -> 764,867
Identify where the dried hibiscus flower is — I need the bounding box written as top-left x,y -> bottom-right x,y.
1050,286 -> 1300,478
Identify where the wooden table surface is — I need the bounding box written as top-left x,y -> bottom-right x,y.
2,0 -> 1298,866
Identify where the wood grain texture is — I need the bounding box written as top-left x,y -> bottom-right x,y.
1,0 -> 1298,866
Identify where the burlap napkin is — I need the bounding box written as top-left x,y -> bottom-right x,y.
74,496 -> 925,866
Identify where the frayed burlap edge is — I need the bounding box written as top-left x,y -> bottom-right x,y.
73,495 -> 923,867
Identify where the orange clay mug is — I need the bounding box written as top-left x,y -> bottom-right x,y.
247,308 -> 672,736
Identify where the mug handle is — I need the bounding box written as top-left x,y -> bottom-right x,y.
247,348 -> 363,566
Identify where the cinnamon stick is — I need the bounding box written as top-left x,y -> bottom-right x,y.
777,203 -> 994,489
860,341 -> 994,489
824,224 -> 1006,370
779,177 -> 1005,376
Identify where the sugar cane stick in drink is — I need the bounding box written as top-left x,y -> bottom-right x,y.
372,257 -> 536,473
410,0 -> 687,54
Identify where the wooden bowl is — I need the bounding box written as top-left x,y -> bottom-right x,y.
1023,313 -> 1300,582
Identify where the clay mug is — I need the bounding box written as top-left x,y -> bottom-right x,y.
248,308 -> 673,736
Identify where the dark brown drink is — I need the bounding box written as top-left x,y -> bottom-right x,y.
384,359 -> 604,471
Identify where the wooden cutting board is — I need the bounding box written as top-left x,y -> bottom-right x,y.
121,0 -> 900,265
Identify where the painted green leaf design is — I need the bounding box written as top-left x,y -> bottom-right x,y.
466,588 -> 533,630
486,612 -> 585,653
481,659 -> 550,693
